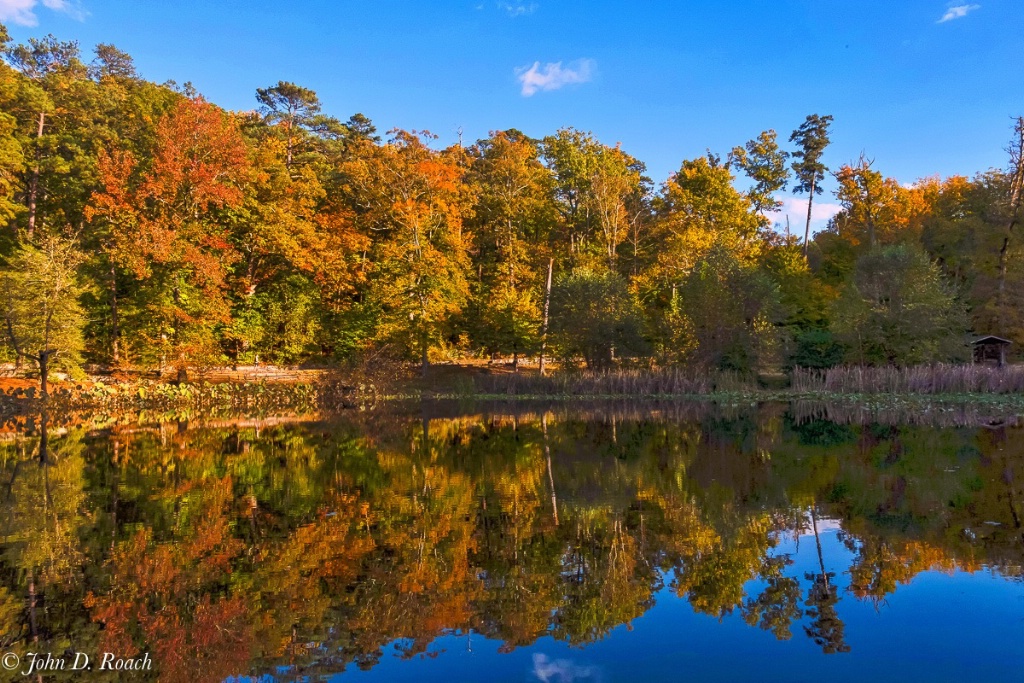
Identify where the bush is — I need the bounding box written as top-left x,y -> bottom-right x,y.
831,245 -> 968,365
549,268 -> 648,369
788,329 -> 845,370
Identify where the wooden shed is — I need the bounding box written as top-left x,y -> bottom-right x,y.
972,335 -> 1012,367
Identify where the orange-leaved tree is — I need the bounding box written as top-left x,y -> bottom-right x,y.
87,96 -> 250,375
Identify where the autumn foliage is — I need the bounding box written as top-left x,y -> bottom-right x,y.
1,28 -> 1023,380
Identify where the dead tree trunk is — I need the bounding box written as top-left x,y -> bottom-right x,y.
803,177 -> 815,258
538,258 -> 554,376
997,117 -> 1024,334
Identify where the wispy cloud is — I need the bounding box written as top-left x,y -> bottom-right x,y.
0,0 -> 85,26
769,197 -> 843,233
499,2 -> 537,17
515,59 -> 595,97
532,654 -> 601,683
938,4 -> 980,23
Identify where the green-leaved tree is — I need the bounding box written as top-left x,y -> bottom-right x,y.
790,114 -> 833,256
1,236 -> 85,393
549,267 -> 647,369
832,244 -> 966,365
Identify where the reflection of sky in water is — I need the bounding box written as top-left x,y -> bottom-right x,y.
532,653 -> 602,683
326,526 -> 1024,683
26,413 -> 1019,683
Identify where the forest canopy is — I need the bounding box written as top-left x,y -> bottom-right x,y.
1,24 -> 1022,378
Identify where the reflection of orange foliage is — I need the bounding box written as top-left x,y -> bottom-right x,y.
848,538 -> 973,602
673,512 -> 774,617
389,467 -> 478,598
249,494 -> 376,660
343,458 -> 482,660
86,476 -> 252,683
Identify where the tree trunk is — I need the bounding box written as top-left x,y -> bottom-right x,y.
811,504 -> 827,586
109,260 -> 120,364
285,117 -> 294,171
539,258 -> 554,376
37,349 -> 53,396
867,203 -> 877,248
803,177 -> 815,258
421,332 -> 429,378
25,111 -> 46,241
543,413 -> 559,526
998,236 -> 1010,335
996,117 -> 1024,334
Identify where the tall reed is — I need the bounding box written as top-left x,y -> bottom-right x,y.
791,364 -> 1024,395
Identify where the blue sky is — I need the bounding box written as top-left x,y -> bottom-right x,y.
3,0 -> 1022,227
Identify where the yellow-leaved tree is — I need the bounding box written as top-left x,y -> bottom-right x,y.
345,130 -> 473,372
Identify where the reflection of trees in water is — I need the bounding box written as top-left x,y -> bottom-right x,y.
742,569 -> 803,640
803,572 -> 850,654
801,503 -> 850,654
0,407 -> 1021,679
416,397 -> 1024,430
789,399 -> 1022,429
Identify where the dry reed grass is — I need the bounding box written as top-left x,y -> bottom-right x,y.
791,364 -> 1024,395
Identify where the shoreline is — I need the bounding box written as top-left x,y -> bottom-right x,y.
5,384 -> 1024,424
4,363 -> 1024,429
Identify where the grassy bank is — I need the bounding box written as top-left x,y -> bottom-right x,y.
450,364 -> 1024,397
0,375 -> 365,425
4,364 -> 1024,425
423,388 -> 1024,416
403,364 -> 1024,423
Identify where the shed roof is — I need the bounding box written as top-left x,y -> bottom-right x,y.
972,335 -> 1013,345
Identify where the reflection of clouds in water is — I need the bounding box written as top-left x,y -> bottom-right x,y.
797,514 -> 843,537
532,653 -> 602,683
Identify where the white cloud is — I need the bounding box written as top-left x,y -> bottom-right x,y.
532,654 -> 600,683
0,0 -> 85,26
938,4 -> 980,23
515,59 -> 595,97
42,0 -> 85,19
499,2 -> 537,17
0,0 -> 39,25
768,196 -> 843,234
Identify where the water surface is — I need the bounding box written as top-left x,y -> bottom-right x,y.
1,403 -> 1022,681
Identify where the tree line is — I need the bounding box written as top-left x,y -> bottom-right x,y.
2,25 -> 1023,385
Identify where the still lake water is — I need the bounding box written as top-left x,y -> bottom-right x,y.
2,401 -> 1023,682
